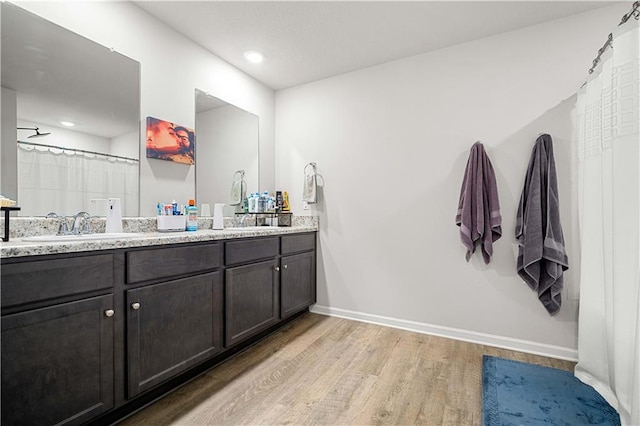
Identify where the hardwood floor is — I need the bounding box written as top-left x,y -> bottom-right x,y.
118,312 -> 575,425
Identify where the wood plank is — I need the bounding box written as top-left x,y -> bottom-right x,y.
119,313 -> 576,426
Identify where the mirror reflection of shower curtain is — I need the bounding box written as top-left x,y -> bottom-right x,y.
574,17 -> 639,426
17,145 -> 138,217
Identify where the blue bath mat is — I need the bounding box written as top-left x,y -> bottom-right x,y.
482,355 -> 620,425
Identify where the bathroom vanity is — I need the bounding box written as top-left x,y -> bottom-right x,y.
0,225 -> 317,425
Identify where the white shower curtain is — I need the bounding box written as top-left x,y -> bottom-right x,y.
18,144 -> 139,217
574,17 -> 640,426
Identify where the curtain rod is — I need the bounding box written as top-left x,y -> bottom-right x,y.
588,1 -> 639,74
17,140 -> 139,162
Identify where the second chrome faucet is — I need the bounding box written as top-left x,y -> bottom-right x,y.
47,211 -> 91,235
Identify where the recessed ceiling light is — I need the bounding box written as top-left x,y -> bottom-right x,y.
60,121 -> 75,127
243,50 -> 264,64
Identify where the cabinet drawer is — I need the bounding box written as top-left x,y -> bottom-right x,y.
225,237 -> 279,266
1,254 -> 114,309
281,233 -> 315,255
126,243 -> 222,284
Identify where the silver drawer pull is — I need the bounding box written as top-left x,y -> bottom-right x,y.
104,309 -> 115,317
283,264 -> 288,269
274,266 -> 280,272
131,302 -> 141,310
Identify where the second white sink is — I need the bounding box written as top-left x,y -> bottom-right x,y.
224,226 -> 280,231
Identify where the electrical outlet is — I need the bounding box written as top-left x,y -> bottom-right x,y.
303,201 -> 310,210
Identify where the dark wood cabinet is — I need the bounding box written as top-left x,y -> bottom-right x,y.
126,272 -> 223,397
225,259 -> 279,347
280,233 -> 316,320
1,231 -> 316,425
1,295 -> 115,426
280,251 -> 316,319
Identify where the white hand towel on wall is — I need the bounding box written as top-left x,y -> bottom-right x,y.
230,180 -> 244,205
229,170 -> 246,206
302,163 -> 318,203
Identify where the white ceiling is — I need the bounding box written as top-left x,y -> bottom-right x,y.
134,1 -> 620,90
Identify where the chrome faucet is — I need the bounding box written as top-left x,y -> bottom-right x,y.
71,211 -> 91,235
47,212 -> 71,235
234,213 -> 251,228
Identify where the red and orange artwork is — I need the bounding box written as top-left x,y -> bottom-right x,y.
146,117 -> 194,165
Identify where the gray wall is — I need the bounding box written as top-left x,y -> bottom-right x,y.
275,4 -> 628,359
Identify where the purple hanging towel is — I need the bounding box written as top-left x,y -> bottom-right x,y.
516,134 -> 569,315
456,141 -> 502,264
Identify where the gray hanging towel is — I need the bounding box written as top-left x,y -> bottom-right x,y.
456,141 -> 502,264
516,134 -> 569,315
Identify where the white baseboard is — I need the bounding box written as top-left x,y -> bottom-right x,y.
310,305 -> 578,361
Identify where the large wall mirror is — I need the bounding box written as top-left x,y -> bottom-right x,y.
1,3 -> 140,217
195,89 -> 259,216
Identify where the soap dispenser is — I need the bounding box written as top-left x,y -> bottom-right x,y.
106,198 -> 123,233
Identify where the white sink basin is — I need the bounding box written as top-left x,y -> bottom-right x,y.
22,232 -> 146,242
225,226 -> 280,231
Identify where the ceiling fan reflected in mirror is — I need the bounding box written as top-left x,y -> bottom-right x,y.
17,127 -> 51,138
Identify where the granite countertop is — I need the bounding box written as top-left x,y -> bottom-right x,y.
1,216 -> 318,259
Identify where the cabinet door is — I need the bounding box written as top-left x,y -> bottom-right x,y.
225,259 -> 278,347
281,251 -> 316,319
1,295 -> 114,426
127,272 -> 223,397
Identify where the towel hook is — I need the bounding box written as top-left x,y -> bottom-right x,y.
234,169 -> 245,180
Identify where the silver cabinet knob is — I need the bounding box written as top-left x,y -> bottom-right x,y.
283,264 -> 288,269
104,309 -> 115,317
274,266 -> 280,272
131,302 -> 141,310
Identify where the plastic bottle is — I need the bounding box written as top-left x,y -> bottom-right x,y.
256,192 -> 264,213
253,193 -> 259,213
185,199 -> 198,231
243,196 -> 249,213
282,191 -> 290,212
248,193 -> 255,213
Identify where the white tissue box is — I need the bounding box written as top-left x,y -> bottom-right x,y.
157,215 -> 186,232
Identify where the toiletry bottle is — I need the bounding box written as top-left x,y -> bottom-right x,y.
268,194 -> 274,212
256,192 -> 264,213
275,191 -> 283,212
248,193 -> 255,213
171,199 -> 178,215
185,199 -> 198,231
282,191 -> 290,212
